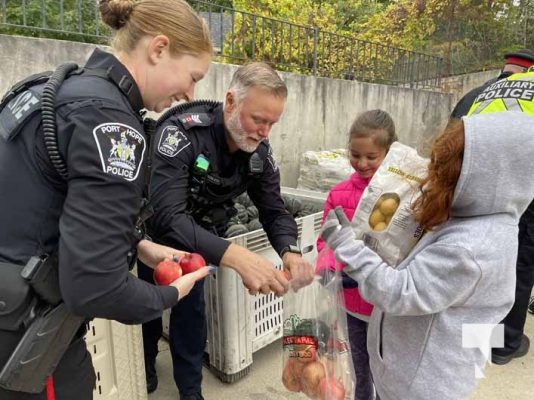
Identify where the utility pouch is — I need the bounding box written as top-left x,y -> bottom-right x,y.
0,254 -> 84,393
0,262 -> 37,332
21,254 -> 61,306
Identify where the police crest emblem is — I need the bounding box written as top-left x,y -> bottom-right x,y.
93,122 -> 146,181
157,125 -> 190,157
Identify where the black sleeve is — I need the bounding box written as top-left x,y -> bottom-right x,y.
451,87 -> 481,118
57,102 -> 177,325
248,143 -> 298,255
148,123 -> 230,265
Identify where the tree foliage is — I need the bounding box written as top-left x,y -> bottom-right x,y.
2,0 -> 534,78
226,0 -> 534,77
0,0 -> 109,43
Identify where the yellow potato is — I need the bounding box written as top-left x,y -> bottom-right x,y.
379,198 -> 399,216
369,209 -> 386,227
375,197 -> 384,208
373,222 -> 387,231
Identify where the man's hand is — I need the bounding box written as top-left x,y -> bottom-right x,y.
170,267 -> 211,302
319,207 -> 355,251
281,252 -> 314,290
220,243 -> 289,296
137,239 -> 189,269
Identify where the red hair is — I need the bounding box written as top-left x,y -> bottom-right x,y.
412,120 -> 464,230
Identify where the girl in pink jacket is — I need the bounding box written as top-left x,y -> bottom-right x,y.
317,109 -> 397,400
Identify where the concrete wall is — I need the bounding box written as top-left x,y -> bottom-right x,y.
440,69 -> 499,105
2,34 -> 457,187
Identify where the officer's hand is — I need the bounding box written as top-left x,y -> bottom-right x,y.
137,239 -> 189,269
319,207 -> 355,251
170,267 -> 211,302
220,244 -> 289,296
282,252 -> 314,290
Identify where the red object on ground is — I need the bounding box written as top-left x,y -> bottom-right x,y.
46,376 -> 55,400
179,253 -> 206,274
154,260 -> 183,285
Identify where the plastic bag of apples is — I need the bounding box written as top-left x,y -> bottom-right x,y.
281,247 -> 355,400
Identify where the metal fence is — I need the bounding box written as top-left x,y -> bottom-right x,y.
0,0 -> 443,89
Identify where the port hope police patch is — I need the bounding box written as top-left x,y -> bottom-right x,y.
93,122 -> 146,181
157,125 -> 190,157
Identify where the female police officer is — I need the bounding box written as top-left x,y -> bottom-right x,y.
0,1 -> 212,399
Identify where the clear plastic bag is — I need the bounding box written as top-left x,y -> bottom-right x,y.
281,246 -> 355,400
351,141 -> 428,267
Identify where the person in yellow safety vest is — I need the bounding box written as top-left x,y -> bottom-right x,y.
468,68 -> 534,116
465,66 -> 534,366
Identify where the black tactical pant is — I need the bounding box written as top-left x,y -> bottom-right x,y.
139,262 -> 207,396
494,201 -> 534,356
0,334 -> 95,400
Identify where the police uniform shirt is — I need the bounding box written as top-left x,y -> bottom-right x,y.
0,48 -> 178,325
148,102 -> 298,265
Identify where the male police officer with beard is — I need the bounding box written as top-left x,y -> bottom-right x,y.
138,62 -> 314,399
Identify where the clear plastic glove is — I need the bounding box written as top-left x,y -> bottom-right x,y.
282,252 -> 314,290
319,206 -> 355,251
317,268 -> 335,286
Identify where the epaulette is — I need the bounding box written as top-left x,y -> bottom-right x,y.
178,112 -> 213,130
157,99 -> 221,130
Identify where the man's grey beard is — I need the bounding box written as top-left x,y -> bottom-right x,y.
226,108 -> 261,153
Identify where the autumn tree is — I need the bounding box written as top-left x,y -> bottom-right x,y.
354,0 -> 517,75
0,0 -> 108,43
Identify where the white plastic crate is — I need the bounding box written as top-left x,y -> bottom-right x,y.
163,187 -> 326,382
85,319 -> 147,400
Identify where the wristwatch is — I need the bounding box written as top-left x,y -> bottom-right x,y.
280,244 -> 302,258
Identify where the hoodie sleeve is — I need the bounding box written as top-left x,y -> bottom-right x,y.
335,240 -> 482,316
316,191 -> 336,254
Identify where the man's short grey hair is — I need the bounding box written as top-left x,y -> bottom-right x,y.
227,62 -> 288,103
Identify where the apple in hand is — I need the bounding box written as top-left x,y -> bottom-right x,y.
154,259 -> 182,285
179,253 -> 206,275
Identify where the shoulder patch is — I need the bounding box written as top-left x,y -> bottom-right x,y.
179,113 -> 213,129
157,125 -> 190,157
0,89 -> 41,141
92,122 -> 146,181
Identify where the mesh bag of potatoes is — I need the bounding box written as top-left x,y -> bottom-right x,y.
351,141 -> 428,267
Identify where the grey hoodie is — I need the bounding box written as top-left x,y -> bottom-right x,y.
334,112 -> 534,400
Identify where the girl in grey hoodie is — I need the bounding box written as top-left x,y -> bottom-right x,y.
320,111 -> 534,400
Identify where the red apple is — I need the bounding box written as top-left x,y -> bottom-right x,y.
319,377 -> 346,400
179,253 -> 206,275
154,259 -> 182,285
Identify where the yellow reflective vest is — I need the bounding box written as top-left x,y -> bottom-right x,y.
468,70 -> 534,116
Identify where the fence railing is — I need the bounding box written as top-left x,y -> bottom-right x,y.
0,0 -> 443,89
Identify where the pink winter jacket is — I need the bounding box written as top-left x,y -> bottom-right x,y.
316,172 -> 374,317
